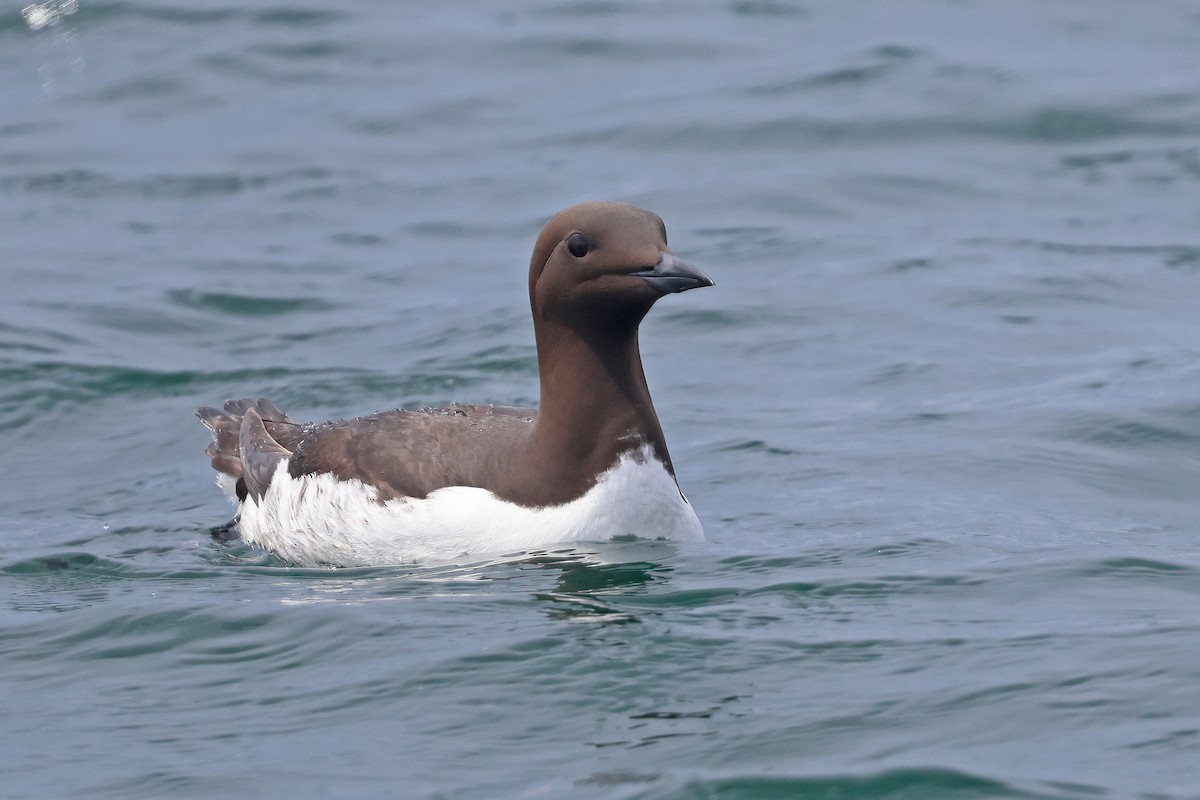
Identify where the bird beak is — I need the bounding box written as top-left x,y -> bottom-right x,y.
633,253 -> 716,294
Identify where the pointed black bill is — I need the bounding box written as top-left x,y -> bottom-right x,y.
633,253 -> 715,295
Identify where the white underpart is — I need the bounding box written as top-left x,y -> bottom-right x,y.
233,444 -> 704,566
215,473 -> 240,503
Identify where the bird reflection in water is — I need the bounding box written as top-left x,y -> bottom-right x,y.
521,546 -> 675,624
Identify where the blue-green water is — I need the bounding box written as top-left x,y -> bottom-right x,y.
2,2 -> 1199,797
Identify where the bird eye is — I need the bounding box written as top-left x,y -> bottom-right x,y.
567,233 -> 590,258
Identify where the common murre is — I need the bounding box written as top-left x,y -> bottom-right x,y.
197,202 -> 714,566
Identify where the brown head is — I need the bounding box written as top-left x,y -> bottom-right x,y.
528,202 -> 713,336
520,202 -> 714,490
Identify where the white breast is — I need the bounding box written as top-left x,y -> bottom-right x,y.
231,443 -> 704,566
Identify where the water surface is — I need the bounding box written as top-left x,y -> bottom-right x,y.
2,2 -> 1198,798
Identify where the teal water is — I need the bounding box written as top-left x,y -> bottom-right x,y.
2,1 -> 1199,797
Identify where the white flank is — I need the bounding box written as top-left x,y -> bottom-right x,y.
215,473 -> 240,503
234,444 -> 704,566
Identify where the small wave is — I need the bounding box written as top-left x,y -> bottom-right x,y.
251,8 -> 347,27
495,35 -> 726,65
536,101 -> 1196,154
0,167 -> 333,200
0,360 -> 516,421
0,361 -> 296,406
1061,145 -> 1200,184
979,238 -> 1200,272
711,438 -> 801,457
30,4 -> 346,27
726,1 -> 808,19
166,289 -> 337,317
1073,557 -> 1200,583
2,550 -> 131,577
1057,412 -> 1200,449
631,767 -> 1079,800
746,46 -> 918,96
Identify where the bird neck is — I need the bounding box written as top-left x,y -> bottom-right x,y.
529,318 -> 675,481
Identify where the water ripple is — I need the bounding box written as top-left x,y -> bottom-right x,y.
0,167 -> 333,199
630,768 -> 1085,800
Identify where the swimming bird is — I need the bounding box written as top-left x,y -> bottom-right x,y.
197,202 -> 714,566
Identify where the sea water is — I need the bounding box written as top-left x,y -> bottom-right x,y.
1,2 -> 1198,797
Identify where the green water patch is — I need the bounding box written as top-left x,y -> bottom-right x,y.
252,8 -> 348,26
30,608 -> 280,661
1,548 -> 230,584
1060,145 -> 1200,186
632,768 -> 1079,800
1,550 -> 217,614
166,289 -> 337,317
725,1 -> 808,19
0,361 -> 296,406
1074,557 -> 1200,583
495,34 -> 724,65
252,40 -> 344,61
3,550 -> 132,577
0,319 -> 83,356
0,361 -> 492,421
87,75 -> 188,102
329,232 -> 387,247
415,344 -> 538,377
1054,408 -> 1200,450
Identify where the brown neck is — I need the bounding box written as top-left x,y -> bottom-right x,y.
522,316 -> 675,497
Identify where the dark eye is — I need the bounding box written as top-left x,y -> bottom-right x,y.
567,233 -> 589,258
